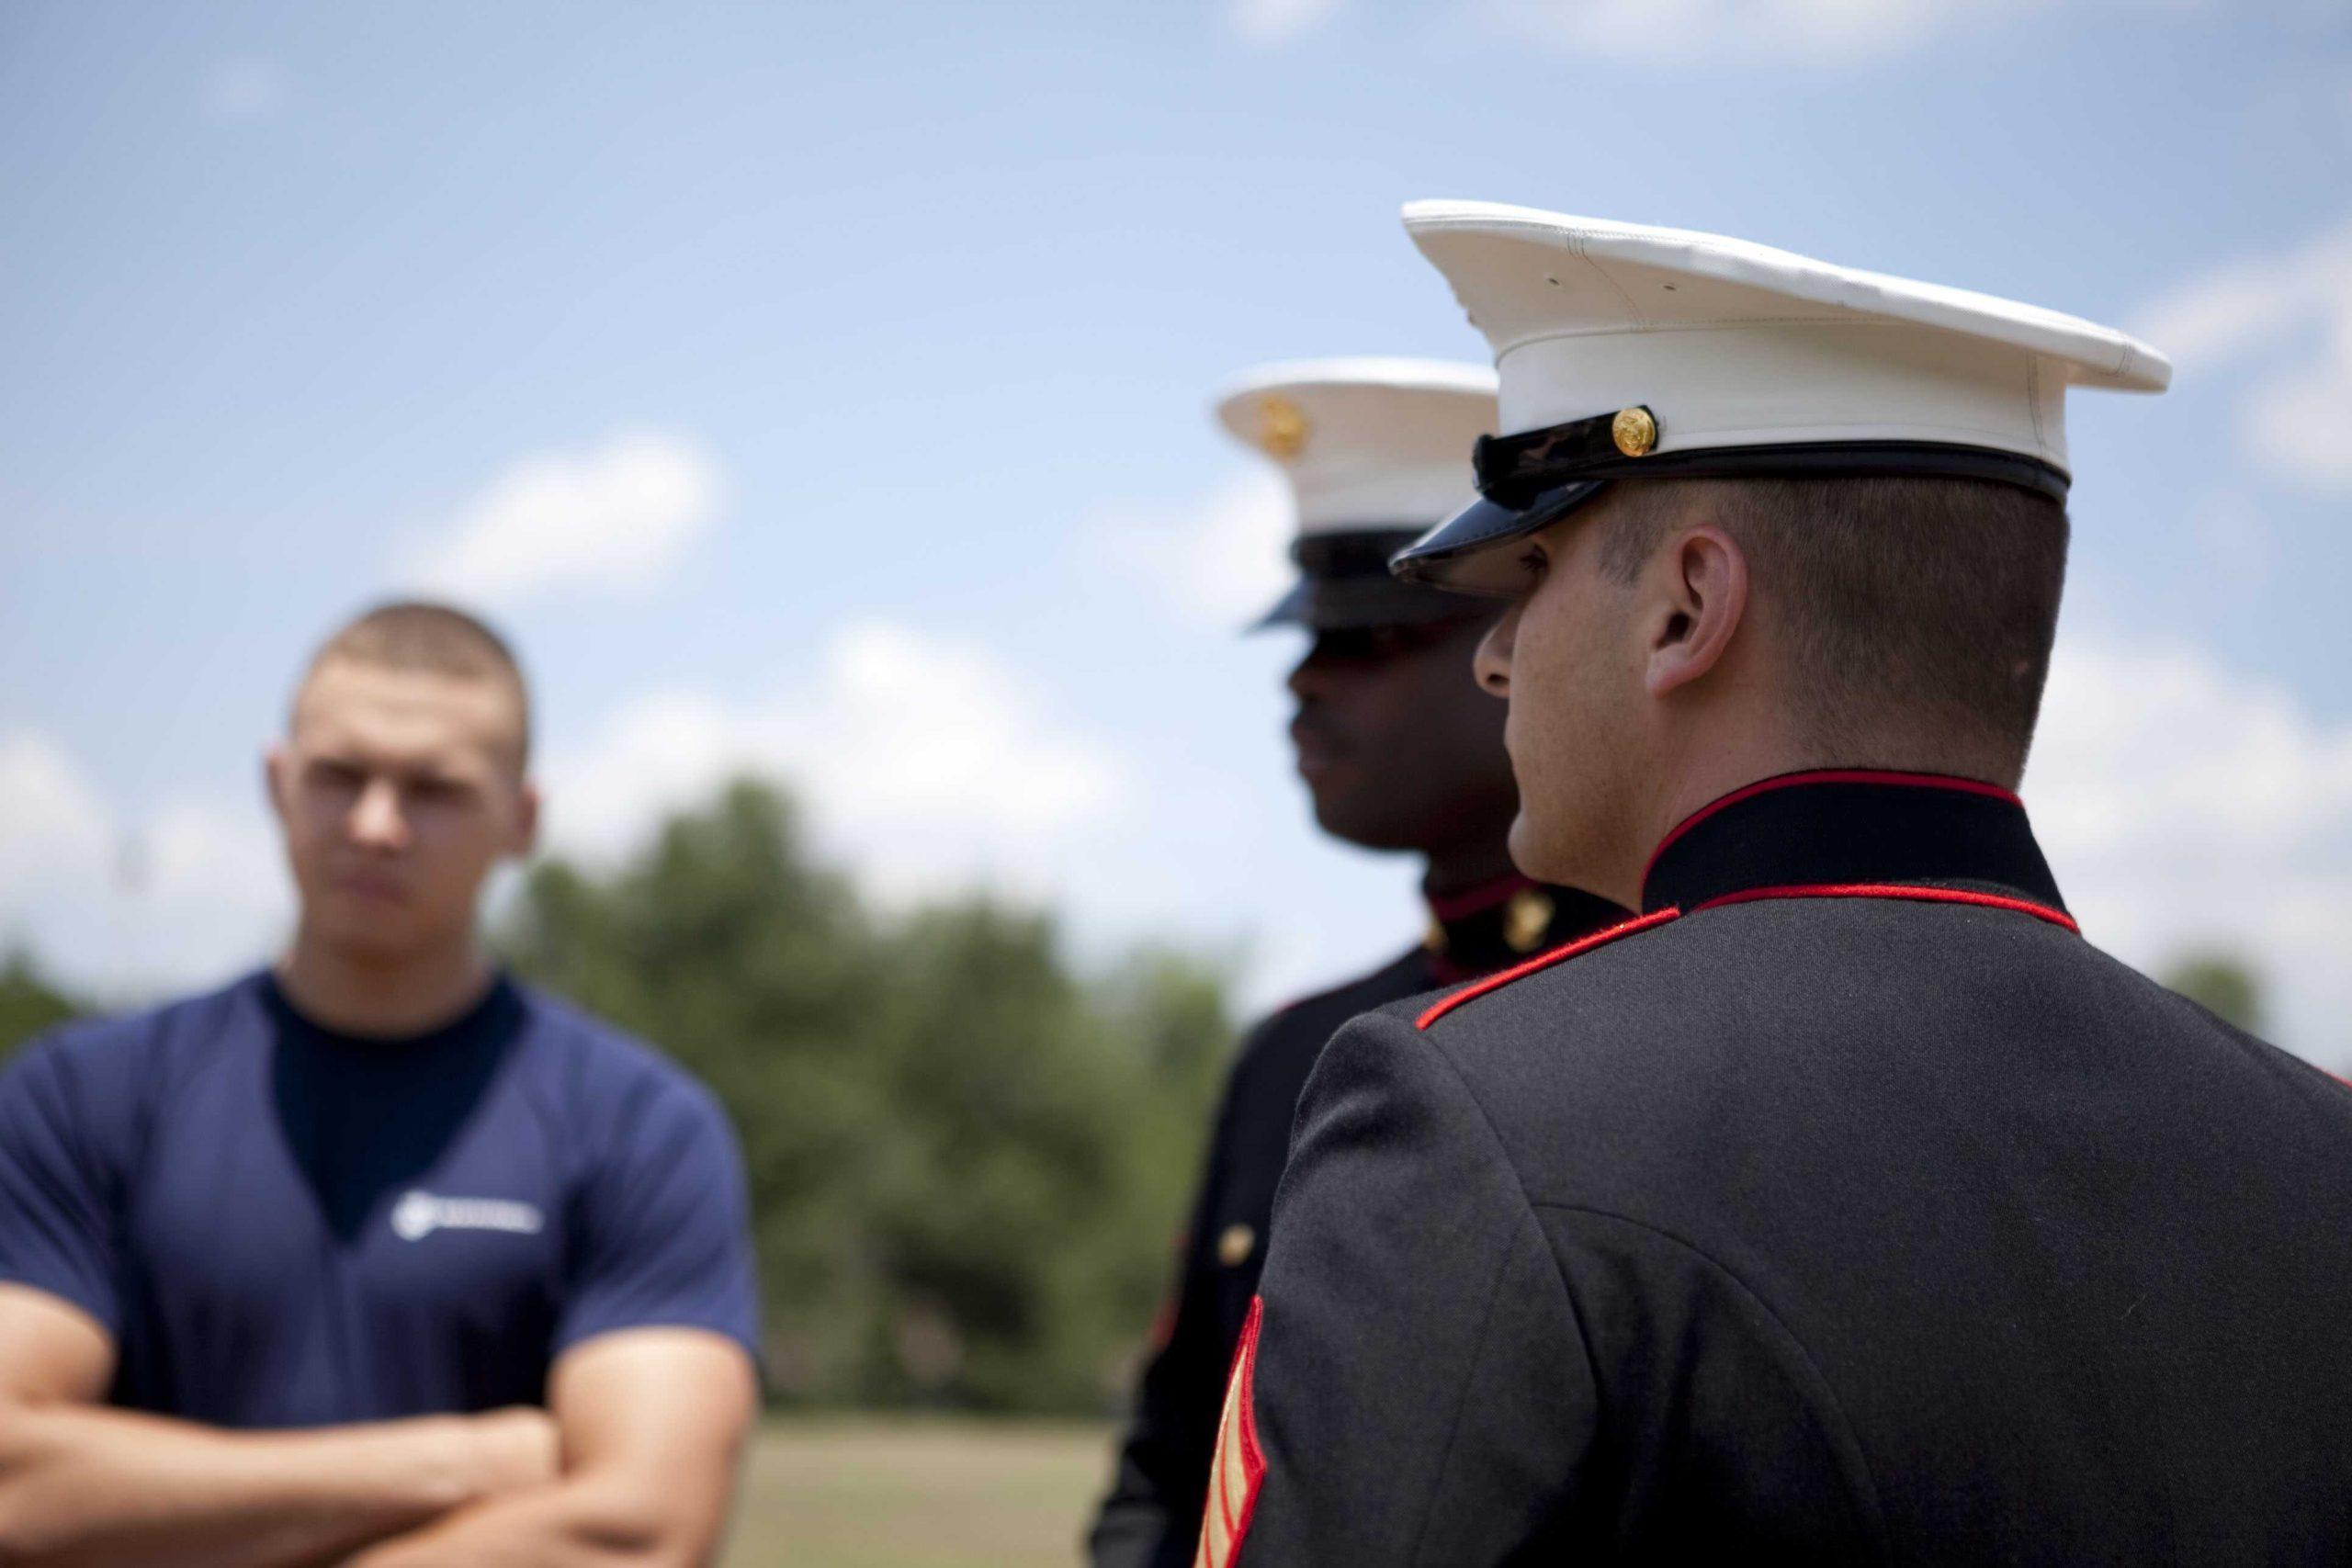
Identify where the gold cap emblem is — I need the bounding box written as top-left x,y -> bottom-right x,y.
1504,888 -> 1555,953
1256,395 -> 1309,461
1216,1224 -> 1257,1268
1611,405 -> 1658,457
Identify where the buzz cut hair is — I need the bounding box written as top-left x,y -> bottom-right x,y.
1599,476 -> 2070,777
300,600 -> 533,766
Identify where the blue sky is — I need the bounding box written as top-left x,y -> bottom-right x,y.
4,0 -> 2349,1060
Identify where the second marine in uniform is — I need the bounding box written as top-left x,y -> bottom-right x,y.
1087,360 -> 1624,1568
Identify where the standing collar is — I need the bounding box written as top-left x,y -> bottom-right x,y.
1641,769 -> 2069,924
1423,872 -> 1628,984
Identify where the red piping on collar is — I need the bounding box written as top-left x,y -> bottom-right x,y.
1418,908 -> 1681,1029
1424,871 -> 1537,923
1643,769 -> 2023,888
1692,883 -> 2079,934
1416,882 -> 2075,1030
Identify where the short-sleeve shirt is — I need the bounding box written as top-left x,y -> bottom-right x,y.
0,971 -> 759,1427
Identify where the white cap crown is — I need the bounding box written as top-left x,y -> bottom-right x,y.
1402,201 -> 2169,477
1215,357 -> 1498,536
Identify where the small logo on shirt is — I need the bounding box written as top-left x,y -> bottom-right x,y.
390,1190 -> 545,1242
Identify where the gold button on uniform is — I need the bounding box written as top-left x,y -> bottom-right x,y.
1217,1224 -> 1257,1268
1611,405 -> 1658,457
1505,887 -> 1556,953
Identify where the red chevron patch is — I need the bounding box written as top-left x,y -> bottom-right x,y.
1195,1295 -> 1266,1568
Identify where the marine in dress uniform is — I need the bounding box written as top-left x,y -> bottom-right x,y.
1088,361 -> 1625,1568
1200,208 -> 2352,1565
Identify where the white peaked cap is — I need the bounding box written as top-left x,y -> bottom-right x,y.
1389,202 -> 2171,592
1214,357 -> 1499,536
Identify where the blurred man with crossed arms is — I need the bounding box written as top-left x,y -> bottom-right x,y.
0,603 -> 759,1566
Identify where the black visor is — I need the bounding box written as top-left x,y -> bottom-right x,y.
1391,405 -> 2072,594
1252,527 -> 1486,631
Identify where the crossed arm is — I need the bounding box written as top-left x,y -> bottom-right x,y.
345,1325 -> 757,1567
0,1285 -> 758,1568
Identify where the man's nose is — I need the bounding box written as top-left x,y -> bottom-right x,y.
346,777 -> 410,851
1287,644 -> 1334,702
1474,604 -> 1519,698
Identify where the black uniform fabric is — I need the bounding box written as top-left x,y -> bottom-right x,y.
1088,877 -> 1627,1568
1237,773 -> 2352,1565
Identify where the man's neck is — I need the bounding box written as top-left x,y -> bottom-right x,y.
1420,835 -> 1524,902
275,926 -> 494,1040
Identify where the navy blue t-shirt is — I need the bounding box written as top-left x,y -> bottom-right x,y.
0,971 -> 759,1427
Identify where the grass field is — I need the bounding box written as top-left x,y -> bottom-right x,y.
721,1417 -> 1117,1567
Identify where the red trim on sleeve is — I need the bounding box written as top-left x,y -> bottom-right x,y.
1198,1296 -> 1267,1568
1692,882 -> 2080,933
1642,769 -> 2023,886
1417,908 -> 1682,1030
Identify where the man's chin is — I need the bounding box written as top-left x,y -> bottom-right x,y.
1308,794 -> 1422,855
307,910 -> 438,965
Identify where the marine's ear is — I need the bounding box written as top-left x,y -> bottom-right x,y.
1643,523 -> 1749,700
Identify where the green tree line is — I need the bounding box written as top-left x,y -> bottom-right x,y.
499,778 -> 1231,1412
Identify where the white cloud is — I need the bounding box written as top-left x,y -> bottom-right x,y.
1473,0 -> 2052,63
538,619 -> 1385,1017
2137,216 -> 2352,489
199,58 -> 292,124
0,732 -> 112,897
0,729 -> 288,999
546,620 -> 1131,907
1092,469 -> 1294,630
2027,633 -> 2352,1065
401,430 -> 727,604
1229,0 -> 1349,44
1431,0 -> 2268,65
1225,0 -> 2297,61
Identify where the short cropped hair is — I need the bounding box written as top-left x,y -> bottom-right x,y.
1599,476 -> 2069,773
300,601 -> 533,766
